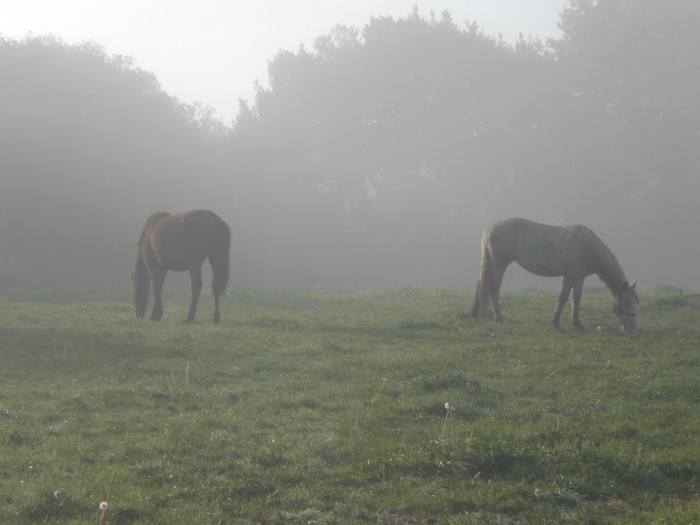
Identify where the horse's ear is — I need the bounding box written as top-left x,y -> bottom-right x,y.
630,280 -> 637,289
621,281 -> 629,292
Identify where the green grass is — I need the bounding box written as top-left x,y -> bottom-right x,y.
0,287 -> 698,524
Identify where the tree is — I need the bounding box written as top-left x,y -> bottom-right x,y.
228,3 -> 700,289
228,12 -> 568,288
553,0 -> 700,284
0,35 -> 226,291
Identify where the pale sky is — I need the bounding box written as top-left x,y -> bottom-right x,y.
2,0 -> 566,123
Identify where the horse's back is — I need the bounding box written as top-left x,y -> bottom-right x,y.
484,218 -> 596,277
483,218 -> 533,260
179,210 -> 228,248
488,217 -> 566,236
151,210 -> 225,237
179,209 -> 224,225
485,217 -> 541,243
142,210 -> 228,271
488,218 -> 590,245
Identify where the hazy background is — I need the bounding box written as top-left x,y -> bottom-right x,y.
3,0 -> 566,123
1,0 -> 698,294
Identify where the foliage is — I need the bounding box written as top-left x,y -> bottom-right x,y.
1,2 -> 699,292
228,2 -> 700,289
0,288 -> 698,523
553,0 -> 700,276
0,35 -> 226,292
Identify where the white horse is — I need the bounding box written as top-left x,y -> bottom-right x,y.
470,218 -> 638,330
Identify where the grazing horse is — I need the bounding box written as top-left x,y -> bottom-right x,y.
132,210 -> 230,323
469,218 -> 638,330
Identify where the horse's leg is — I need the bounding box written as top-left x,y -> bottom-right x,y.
212,265 -> 222,324
552,276 -> 572,328
186,266 -> 203,323
151,270 -> 166,321
213,292 -> 221,324
570,278 -> 585,330
469,280 -> 480,318
490,266 -> 507,323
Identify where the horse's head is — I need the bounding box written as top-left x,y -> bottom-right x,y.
131,269 -> 149,319
613,280 -> 639,330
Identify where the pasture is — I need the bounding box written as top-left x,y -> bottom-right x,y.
0,288 -> 698,524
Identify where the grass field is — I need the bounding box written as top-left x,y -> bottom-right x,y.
0,287 -> 698,524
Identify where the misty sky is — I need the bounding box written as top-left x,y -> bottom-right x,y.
3,0 -> 566,123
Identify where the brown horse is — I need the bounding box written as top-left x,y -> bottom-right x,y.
469,218 -> 638,330
132,210 -> 230,323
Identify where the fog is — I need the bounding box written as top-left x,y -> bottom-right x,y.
1,3 -> 699,295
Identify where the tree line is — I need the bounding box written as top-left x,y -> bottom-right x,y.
1,0 -> 698,293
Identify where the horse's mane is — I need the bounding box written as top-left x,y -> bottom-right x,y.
581,227 -> 626,292
137,212 -> 170,250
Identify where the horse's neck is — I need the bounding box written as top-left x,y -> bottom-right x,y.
134,252 -> 150,279
592,238 -> 626,293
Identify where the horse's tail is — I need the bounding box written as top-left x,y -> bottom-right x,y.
477,234 -> 493,315
211,219 -> 231,297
